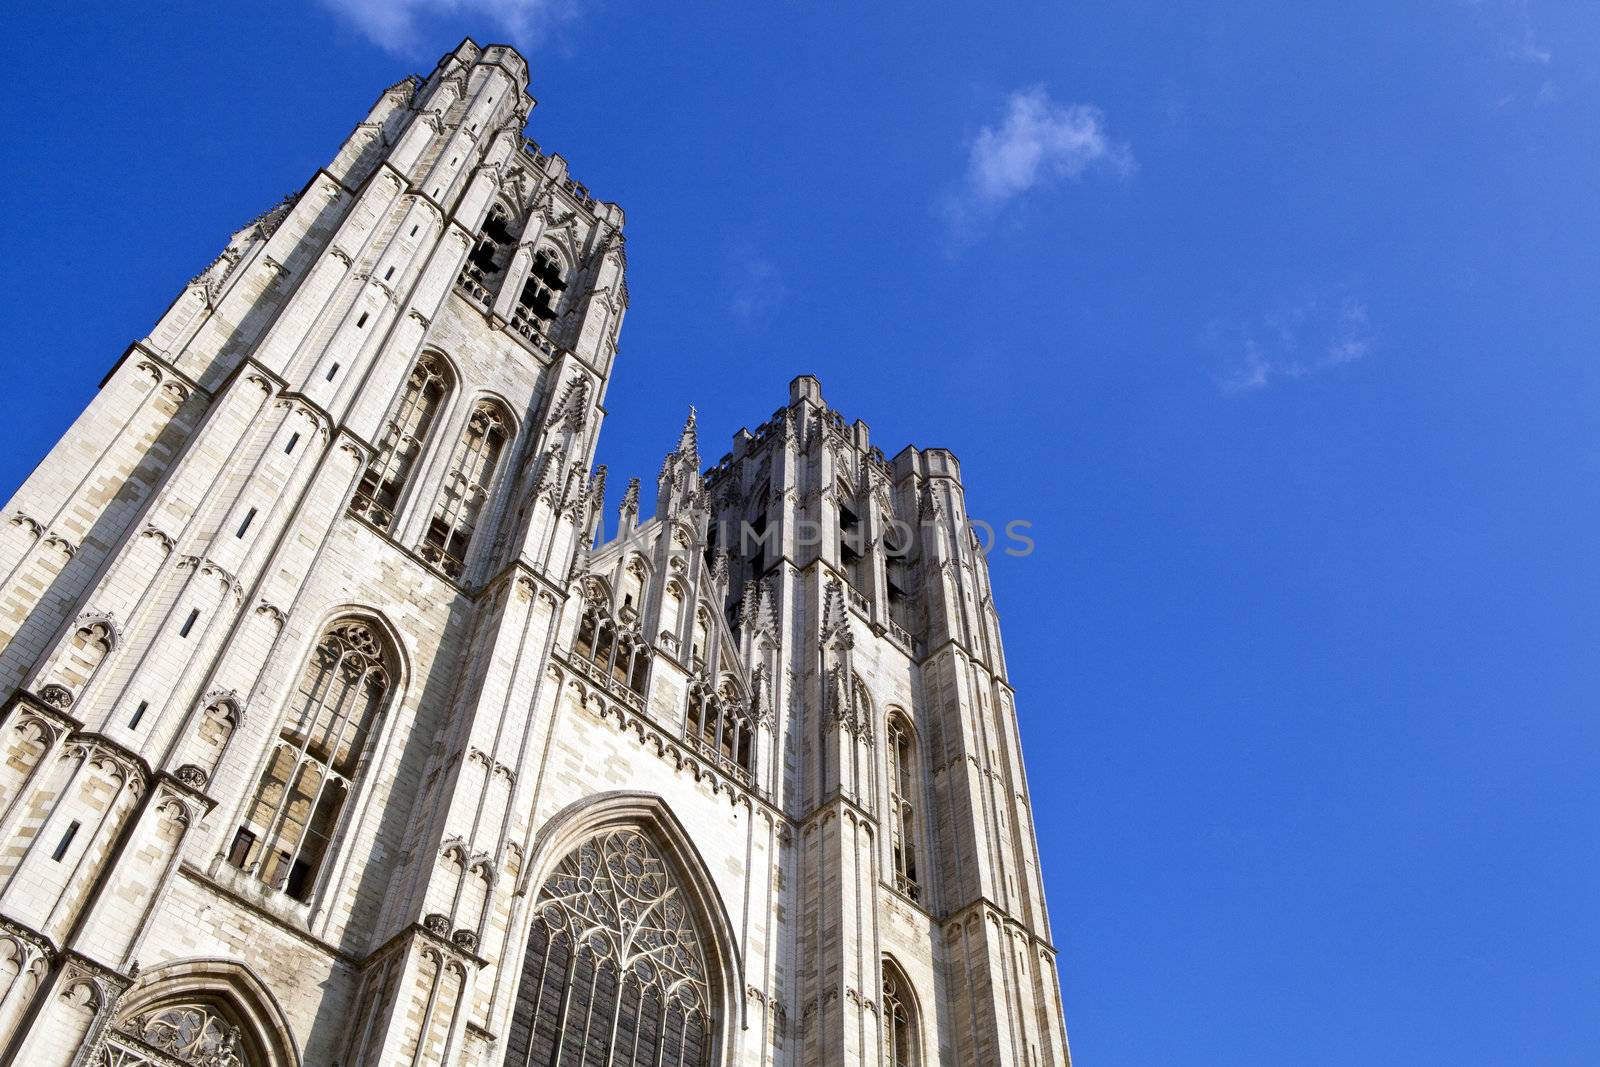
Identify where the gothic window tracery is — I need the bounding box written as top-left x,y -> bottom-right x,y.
420,400 -> 510,578
505,829 -> 714,1067
882,961 -> 919,1067
105,999 -> 252,1067
230,618 -> 392,903
886,712 -> 920,901
351,354 -> 451,530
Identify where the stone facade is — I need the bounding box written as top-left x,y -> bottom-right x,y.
0,38 -> 1070,1067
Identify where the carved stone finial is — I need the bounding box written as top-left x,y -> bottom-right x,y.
820,578 -> 852,649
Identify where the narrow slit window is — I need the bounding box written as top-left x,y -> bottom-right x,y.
237,508 -> 257,538
410,224 -> 419,237
129,701 -> 148,729
384,266 -> 395,281
179,609 -> 200,638
285,432 -> 300,454
52,821 -> 81,862
326,362 -> 340,381
355,312 -> 369,329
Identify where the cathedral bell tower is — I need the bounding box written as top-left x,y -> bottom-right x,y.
0,39 -> 1069,1067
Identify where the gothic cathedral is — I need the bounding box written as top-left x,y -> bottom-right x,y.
0,40 -> 1069,1067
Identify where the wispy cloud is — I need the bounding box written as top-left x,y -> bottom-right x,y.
725,243 -> 787,325
320,0 -> 577,55
1465,0 -> 1561,109
943,87 -> 1133,242
1216,292 -> 1374,395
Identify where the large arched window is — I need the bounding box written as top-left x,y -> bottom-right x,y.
886,712 -> 920,901
99,960 -> 300,1067
505,829 -> 714,1067
351,353 -> 451,530
882,959 -> 920,1067
229,618 -> 393,902
420,400 -> 511,578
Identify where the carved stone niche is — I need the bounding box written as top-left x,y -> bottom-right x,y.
38,684 -> 74,710
174,764 -> 209,791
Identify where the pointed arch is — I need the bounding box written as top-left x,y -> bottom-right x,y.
885,707 -> 921,902
228,614 -> 399,903
881,955 -> 922,1067
511,792 -> 744,1066
420,396 -> 515,578
517,242 -> 572,327
351,351 -> 454,531
105,957 -> 301,1067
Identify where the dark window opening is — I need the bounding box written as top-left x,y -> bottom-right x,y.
887,556 -> 915,633
384,266 -> 395,281
516,248 -> 568,323
128,700 -> 148,729
326,362 -> 340,381
227,827 -> 255,868
465,207 -> 516,284
237,508 -> 257,538
179,609 -> 200,638
285,432 -> 300,455
355,312 -> 369,328
410,224 -> 419,237
745,513 -> 768,578
52,821 -> 81,862
839,502 -> 866,592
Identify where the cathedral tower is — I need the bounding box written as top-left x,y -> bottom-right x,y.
0,40 -> 1069,1067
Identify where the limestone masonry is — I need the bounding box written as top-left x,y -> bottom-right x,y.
0,39 -> 1070,1067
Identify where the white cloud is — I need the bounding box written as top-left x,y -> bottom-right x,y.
1218,293 -> 1374,394
320,0 -> 576,54
944,87 -> 1132,241
969,89 -> 1133,202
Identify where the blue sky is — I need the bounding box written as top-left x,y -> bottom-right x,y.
3,2 -> 1598,1063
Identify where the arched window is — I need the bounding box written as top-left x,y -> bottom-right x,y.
466,205 -> 515,284
421,401 -> 511,578
100,961 -> 299,1067
886,713 -> 920,901
505,829 -> 714,1067
351,354 -> 451,530
109,997 -> 253,1067
229,618 -> 393,903
517,247 -> 568,326
659,582 -> 684,654
572,599 -> 650,699
686,682 -> 754,783
690,608 -> 710,669
882,960 -> 920,1067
